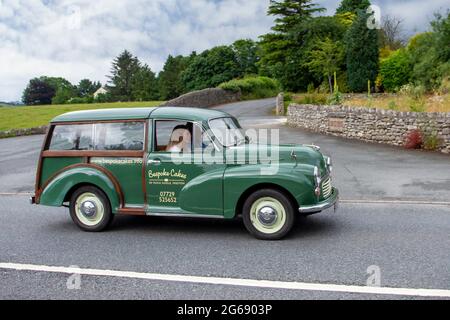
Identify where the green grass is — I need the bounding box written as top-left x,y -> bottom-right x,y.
0,101 -> 163,132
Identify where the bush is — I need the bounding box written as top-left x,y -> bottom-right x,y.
404,129 -> 423,149
399,84 -> 426,100
219,76 -> 280,100
379,49 -> 412,92
421,123 -> 444,150
295,93 -> 328,105
327,90 -> 343,105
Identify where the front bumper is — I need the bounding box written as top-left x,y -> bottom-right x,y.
299,188 -> 339,214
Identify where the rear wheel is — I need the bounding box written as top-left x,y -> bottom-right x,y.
69,186 -> 113,232
242,189 -> 295,240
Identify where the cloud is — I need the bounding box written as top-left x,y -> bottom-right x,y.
0,0 -> 448,101
0,0 -> 273,101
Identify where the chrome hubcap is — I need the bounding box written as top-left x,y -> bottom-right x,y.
80,201 -> 97,218
257,206 -> 278,226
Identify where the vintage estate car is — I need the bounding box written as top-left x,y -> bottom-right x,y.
31,107 -> 339,240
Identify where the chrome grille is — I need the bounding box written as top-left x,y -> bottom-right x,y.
321,177 -> 332,199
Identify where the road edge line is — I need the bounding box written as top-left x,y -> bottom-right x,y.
1,262 -> 449,298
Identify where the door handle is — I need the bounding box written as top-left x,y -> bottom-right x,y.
148,159 -> 161,165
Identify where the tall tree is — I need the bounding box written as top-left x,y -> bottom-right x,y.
107,50 -> 141,101
258,0 -> 325,90
77,79 -> 101,97
22,78 -> 56,105
158,55 -> 190,100
268,0 -> 325,33
336,0 -> 371,15
232,39 -> 260,75
345,9 -> 379,92
306,37 -> 345,92
131,64 -> 159,101
379,15 -> 406,50
181,46 -> 241,91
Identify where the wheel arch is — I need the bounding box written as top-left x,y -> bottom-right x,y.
235,183 -> 299,217
38,165 -> 123,213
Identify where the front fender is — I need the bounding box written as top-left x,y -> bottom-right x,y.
38,166 -> 121,213
223,164 -> 316,218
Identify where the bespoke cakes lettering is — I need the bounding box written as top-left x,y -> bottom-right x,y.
148,169 -> 187,181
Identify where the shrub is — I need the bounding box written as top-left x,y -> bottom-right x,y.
219,76 -> 280,100
409,100 -> 426,112
388,101 -> 398,110
399,84 -> 425,100
295,93 -> 328,105
421,123 -> 444,150
327,90 -> 343,105
423,133 -> 443,150
439,76 -> 450,95
404,129 -> 423,149
379,49 -> 412,92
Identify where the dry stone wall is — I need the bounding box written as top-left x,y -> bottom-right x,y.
287,104 -> 450,154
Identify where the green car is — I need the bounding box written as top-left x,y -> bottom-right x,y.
31,107 -> 338,240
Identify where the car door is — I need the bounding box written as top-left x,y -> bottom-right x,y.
145,119 -> 226,216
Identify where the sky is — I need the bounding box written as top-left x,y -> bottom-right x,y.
0,0 -> 448,102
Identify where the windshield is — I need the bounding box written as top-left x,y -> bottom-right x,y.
209,117 -> 246,147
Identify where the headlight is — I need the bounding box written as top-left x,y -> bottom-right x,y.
314,166 -> 322,197
326,156 -> 333,173
314,166 -> 321,186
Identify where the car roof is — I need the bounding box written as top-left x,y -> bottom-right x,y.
50,106 -> 231,123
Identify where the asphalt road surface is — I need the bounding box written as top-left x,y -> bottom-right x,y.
0,99 -> 449,300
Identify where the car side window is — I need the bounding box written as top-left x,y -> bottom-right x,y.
49,124 -> 93,150
192,123 -> 215,152
154,120 -> 193,153
94,122 -> 145,151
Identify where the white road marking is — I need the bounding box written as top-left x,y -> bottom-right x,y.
1,262 -> 449,298
341,199 -> 450,206
0,192 -> 33,196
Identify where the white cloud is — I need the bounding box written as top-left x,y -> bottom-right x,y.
0,0 -> 448,101
0,0 -> 273,101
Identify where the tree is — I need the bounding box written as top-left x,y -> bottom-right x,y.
107,50 -> 141,101
345,9 -> 379,92
379,15 -> 406,50
406,11 -> 450,90
77,79 -> 101,97
22,78 -> 56,105
131,64 -> 159,101
158,55 -> 190,100
306,37 -> 345,93
232,39 -> 260,75
336,0 -> 371,15
268,0 -> 325,33
181,46 -> 241,91
258,0 -> 325,91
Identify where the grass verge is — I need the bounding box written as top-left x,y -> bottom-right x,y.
0,101 -> 162,132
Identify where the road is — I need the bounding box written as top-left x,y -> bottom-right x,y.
0,98 -> 449,300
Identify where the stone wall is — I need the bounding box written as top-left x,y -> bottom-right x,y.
0,126 -> 48,139
287,104 -> 450,154
160,88 -> 241,108
276,92 -> 284,115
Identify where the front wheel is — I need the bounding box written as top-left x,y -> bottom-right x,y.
242,189 -> 295,240
69,186 -> 113,232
